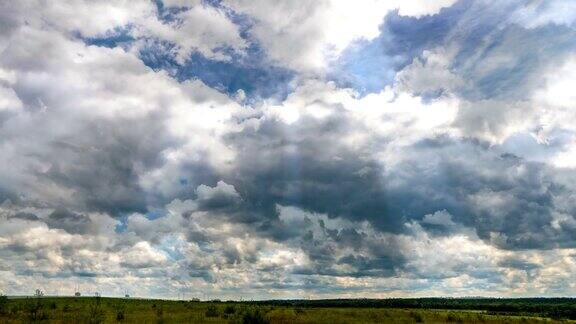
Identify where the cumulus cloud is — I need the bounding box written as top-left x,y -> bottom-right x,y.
133,3 -> 247,64
222,0 -> 457,71
395,48 -> 464,96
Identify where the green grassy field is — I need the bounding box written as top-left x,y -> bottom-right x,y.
0,296 -> 574,323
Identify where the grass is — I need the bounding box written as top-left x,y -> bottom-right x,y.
0,296 -> 573,323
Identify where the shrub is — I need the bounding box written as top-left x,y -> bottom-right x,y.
242,308 -> 270,324
116,304 -> 126,322
475,313 -> 485,322
205,305 -> 218,317
10,305 -> 19,316
155,304 -> 164,324
446,312 -> 463,324
155,305 -> 164,318
410,311 -> 424,323
87,296 -> 104,324
0,295 -> 7,314
26,296 -> 46,321
224,305 -> 236,315
116,310 -> 125,321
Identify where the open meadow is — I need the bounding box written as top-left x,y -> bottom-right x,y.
0,296 -> 575,323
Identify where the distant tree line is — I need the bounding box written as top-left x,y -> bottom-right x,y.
246,298 -> 576,320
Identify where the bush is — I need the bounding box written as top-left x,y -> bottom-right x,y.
475,313 -> 485,322
116,303 -> 126,322
9,305 -> 19,316
224,305 -> 236,315
116,310 -> 125,321
87,296 -> 104,324
242,308 -> 270,324
205,305 -> 218,317
0,295 -> 7,314
155,305 -> 164,319
26,296 -> 46,321
154,305 -> 164,324
446,312 -> 463,324
410,311 -> 424,323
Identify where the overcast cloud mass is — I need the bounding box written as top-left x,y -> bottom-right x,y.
1,0 -> 576,299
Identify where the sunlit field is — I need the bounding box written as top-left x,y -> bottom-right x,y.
1,296 -> 575,323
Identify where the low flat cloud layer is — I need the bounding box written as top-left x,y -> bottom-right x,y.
1,0 -> 576,299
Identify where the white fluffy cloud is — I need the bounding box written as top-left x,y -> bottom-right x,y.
0,0 -> 155,40
395,48 -> 464,95
0,0 -> 246,66
535,56 -> 576,110
511,0 -> 576,29
223,0 -> 457,71
134,4 -> 247,63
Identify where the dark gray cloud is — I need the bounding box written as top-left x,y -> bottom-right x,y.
387,137 -> 576,250
170,118 -> 576,255
38,114 -> 177,215
8,212 -> 39,222
497,257 -> 540,271
45,208 -> 91,234
221,113 -> 403,231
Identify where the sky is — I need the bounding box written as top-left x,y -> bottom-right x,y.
1,0 -> 576,300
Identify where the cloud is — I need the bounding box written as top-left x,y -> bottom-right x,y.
0,20 -> 244,215
134,3 -> 247,64
0,0 -> 155,40
120,241 -> 168,269
223,0 -> 457,71
395,48 -> 464,96
534,55 -> 576,110
421,210 -> 457,227
0,1 -> 247,66
511,0 -> 576,29
44,208 -> 92,235
2,0 -> 576,299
